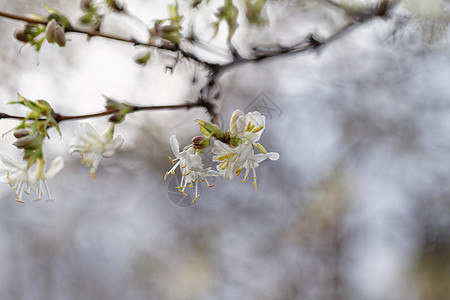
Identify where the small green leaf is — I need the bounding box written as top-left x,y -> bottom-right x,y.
134,51 -> 151,65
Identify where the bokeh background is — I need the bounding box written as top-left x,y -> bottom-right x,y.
0,0 -> 449,299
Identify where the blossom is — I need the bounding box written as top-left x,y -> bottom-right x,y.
0,154 -> 64,202
212,140 -> 279,190
70,122 -> 124,178
229,109 -> 265,144
30,157 -> 64,201
165,135 -> 218,203
0,154 -> 31,203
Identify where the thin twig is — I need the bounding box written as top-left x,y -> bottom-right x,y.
0,101 -> 207,123
0,10 -> 211,67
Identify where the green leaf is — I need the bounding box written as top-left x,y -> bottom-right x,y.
213,0 -> 239,43
134,51 -> 151,66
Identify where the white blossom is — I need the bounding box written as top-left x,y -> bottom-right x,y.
165,135 -> 218,203
229,109 -> 266,145
212,139 -> 279,190
0,154 -> 64,202
70,122 -> 124,178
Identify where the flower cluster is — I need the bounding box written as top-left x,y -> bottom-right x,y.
165,109 -> 279,203
0,95 -> 125,202
0,121 -> 124,203
0,95 -> 278,205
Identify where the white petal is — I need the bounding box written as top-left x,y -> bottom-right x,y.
0,175 -> 10,184
212,140 -> 234,154
45,156 -> 64,179
169,135 -> 180,157
103,135 -> 124,158
81,122 -> 102,139
229,109 -> 244,136
252,152 -> 279,164
0,153 -> 24,170
247,111 -> 265,128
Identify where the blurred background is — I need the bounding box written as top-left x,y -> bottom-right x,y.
0,0 -> 449,299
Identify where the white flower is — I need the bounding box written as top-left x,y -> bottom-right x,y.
0,154 -> 64,202
30,157 -> 64,202
212,140 -> 279,190
0,154 -> 31,203
165,135 -> 218,203
70,122 -> 124,178
229,109 -> 265,145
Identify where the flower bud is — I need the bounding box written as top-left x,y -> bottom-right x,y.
195,119 -> 225,139
108,113 -> 125,123
54,25 -> 66,46
80,0 -> 92,11
14,29 -> 28,43
46,19 -> 57,43
13,132 -> 42,150
13,129 -> 30,139
192,136 -> 211,150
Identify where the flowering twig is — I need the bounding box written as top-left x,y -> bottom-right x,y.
0,100 -> 209,123
0,10 -> 210,67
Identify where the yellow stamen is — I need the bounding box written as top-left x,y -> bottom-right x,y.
253,180 -> 257,191
168,156 -> 175,165
191,194 -> 200,203
164,172 -> 169,180
252,125 -> 264,133
183,171 -> 191,176
89,171 -> 96,180
181,165 -> 186,168
179,190 -> 188,196
246,121 -> 255,132
175,186 -> 186,189
191,179 -> 197,183
217,154 -> 231,161
207,184 -> 215,187
236,169 -> 242,176
219,160 -> 229,170
256,143 -> 268,154
199,178 -> 205,183
189,183 -> 193,188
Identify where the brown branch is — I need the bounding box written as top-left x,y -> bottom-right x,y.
0,10 -> 211,67
0,101 -> 207,123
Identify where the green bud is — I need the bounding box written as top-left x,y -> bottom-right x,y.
79,13 -> 93,25
108,113 -> 125,123
134,51 -> 151,66
195,119 -> 225,139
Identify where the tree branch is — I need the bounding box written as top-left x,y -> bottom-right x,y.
0,10 -> 211,67
0,101 -> 207,123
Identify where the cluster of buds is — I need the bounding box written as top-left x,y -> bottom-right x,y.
45,19 -> 66,47
149,4 -> 183,45
13,7 -> 70,51
165,109 -> 279,203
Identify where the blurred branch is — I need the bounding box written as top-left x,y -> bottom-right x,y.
214,0 -> 397,76
0,10 -> 210,67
